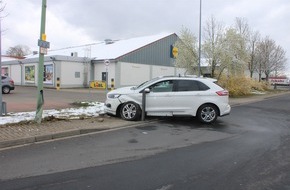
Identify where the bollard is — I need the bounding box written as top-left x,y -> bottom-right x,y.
1,101 -> 7,116
111,78 -> 115,90
56,77 -> 60,90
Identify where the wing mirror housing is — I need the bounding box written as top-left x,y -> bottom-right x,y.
140,88 -> 150,94
144,88 -> 150,93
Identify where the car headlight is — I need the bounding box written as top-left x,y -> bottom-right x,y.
108,94 -> 121,99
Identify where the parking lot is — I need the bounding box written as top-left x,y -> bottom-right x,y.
2,85 -> 289,113
2,86 -> 107,113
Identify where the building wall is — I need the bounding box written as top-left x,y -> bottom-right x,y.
11,65 -> 21,85
59,61 -> 84,88
94,61 -> 116,88
2,34 -> 179,89
93,61 -> 186,88
118,34 -> 178,67
120,62 -> 151,86
151,65 -> 175,78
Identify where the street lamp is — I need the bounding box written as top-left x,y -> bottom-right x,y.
0,13 -> 3,116
198,0 -> 202,77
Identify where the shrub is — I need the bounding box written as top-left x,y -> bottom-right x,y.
217,75 -> 270,97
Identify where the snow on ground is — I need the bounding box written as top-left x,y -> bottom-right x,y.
0,102 -> 105,125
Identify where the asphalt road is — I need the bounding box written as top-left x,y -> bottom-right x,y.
0,94 -> 290,189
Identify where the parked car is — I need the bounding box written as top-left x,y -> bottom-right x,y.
1,75 -> 15,94
105,76 -> 231,123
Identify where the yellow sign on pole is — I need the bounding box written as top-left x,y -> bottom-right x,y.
42,33 -> 46,41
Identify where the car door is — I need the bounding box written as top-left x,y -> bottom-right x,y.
170,79 -> 210,115
145,80 -> 174,116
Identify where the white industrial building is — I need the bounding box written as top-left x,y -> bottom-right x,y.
2,33 -> 185,89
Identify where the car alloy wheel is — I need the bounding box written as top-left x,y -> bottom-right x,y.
197,104 -> 218,123
2,86 -> 10,94
120,102 -> 141,121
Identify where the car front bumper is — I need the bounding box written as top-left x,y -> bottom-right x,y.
104,98 -> 121,116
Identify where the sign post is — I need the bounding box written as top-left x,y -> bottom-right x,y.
104,60 -> 110,94
0,11 -> 3,116
35,0 -> 49,124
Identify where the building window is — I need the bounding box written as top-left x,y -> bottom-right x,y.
75,72 -> 80,78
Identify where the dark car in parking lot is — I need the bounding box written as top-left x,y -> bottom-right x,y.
1,75 -> 15,94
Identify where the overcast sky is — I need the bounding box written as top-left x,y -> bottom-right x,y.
2,0 -> 290,71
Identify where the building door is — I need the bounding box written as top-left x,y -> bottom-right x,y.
102,72 -> 107,81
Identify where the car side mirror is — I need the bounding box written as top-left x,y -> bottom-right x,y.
143,88 -> 150,93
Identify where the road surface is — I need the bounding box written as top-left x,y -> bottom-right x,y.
0,94 -> 289,189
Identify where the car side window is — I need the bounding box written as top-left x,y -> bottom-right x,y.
174,80 -> 209,91
150,80 -> 173,93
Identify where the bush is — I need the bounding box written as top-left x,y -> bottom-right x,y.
217,75 -> 270,97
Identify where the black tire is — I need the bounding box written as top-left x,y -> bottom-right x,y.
2,86 -> 10,94
197,104 -> 218,123
120,102 -> 141,121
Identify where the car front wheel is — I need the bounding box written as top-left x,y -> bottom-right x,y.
2,86 -> 11,94
120,102 -> 141,121
197,104 -> 218,123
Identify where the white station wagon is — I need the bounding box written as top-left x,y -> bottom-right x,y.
105,76 -> 231,123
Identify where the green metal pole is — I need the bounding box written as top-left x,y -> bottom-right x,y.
0,13 -> 3,116
198,0 -> 202,77
35,0 -> 47,123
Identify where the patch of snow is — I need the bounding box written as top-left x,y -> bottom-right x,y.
0,102 -> 105,125
251,90 -> 266,95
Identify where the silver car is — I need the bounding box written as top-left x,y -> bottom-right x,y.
1,75 -> 15,94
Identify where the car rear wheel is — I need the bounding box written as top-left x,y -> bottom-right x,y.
197,104 -> 218,123
2,86 -> 10,94
120,102 -> 141,121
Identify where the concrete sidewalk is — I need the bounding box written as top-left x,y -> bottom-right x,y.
1,91 -> 289,150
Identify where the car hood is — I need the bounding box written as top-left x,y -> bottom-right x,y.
108,86 -> 137,95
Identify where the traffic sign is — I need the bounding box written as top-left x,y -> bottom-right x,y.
38,39 -> 50,48
104,59 -> 110,66
40,47 -> 48,55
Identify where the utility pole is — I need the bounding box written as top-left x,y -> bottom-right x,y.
35,0 -> 48,123
0,13 -> 3,116
198,0 -> 202,77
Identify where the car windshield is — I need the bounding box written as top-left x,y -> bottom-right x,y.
133,77 -> 162,90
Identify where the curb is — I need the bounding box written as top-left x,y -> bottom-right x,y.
0,128 -> 113,149
230,90 -> 290,107
0,120 -> 155,150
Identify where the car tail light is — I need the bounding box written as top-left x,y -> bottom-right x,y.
216,90 -> 229,96
9,80 -> 14,85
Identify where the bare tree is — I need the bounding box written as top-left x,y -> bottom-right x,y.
6,45 -> 31,57
174,26 -> 198,75
256,36 -> 287,81
202,16 -> 225,77
234,18 -> 262,78
234,17 -> 250,38
247,31 -> 261,78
